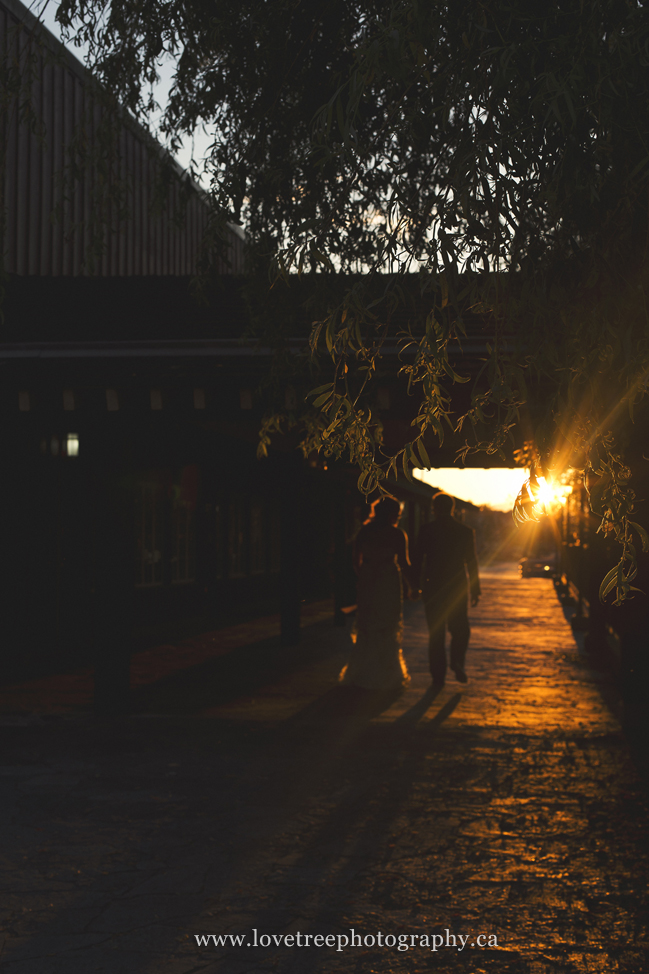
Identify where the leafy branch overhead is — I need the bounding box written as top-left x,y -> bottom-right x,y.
37,0 -> 649,598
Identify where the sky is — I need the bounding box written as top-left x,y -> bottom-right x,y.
414,468 -> 529,512
31,0 -> 211,176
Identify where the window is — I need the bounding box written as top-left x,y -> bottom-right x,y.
106,389 -> 119,411
215,500 -> 224,579
150,389 -> 163,410
135,484 -> 164,587
18,391 -> 30,411
250,500 -> 265,574
228,496 -> 246,577
171,502 -> 195,584
66,434 -> 79,457
63,390 -> 75,411
269,502 -> 281,573
193,388 -> 206,409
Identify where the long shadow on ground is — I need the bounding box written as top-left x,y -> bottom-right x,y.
129,620 -> 350,714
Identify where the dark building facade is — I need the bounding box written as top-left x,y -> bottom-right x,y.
1,0 -> 287,703
1,316 -> 443,702
1,0 -> 494,711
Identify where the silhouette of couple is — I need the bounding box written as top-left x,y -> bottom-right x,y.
339,492 -> 481,692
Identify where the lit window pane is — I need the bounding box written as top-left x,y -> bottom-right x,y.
66,433 -> 79,457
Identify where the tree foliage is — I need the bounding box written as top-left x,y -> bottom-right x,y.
45,0 -> 649,596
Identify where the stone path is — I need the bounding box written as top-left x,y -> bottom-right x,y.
1,564 -> 648,973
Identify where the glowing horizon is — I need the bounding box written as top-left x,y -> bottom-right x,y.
414,467 -> 529,513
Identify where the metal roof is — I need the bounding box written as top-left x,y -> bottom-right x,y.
0,0 -> 243,276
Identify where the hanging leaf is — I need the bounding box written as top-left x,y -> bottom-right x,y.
628,521 -> 649,552
599,565 -> 621,601
416,438 -> 431,468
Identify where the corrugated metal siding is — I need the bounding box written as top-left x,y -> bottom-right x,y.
0,0 -> 244,276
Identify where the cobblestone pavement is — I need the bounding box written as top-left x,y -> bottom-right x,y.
1,564 -> 648,974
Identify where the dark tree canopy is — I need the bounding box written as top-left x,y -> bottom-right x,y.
44,0 -> 649,596
56,0 -> 649,268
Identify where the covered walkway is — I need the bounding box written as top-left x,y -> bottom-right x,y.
1,565 -> 647,973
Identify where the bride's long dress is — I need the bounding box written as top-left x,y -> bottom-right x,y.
339,528 -> 410,690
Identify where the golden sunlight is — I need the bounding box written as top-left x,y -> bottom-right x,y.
531,476 -> 572,515
413,468 -> 530,512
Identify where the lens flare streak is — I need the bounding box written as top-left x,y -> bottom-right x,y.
513,474 -> 572,524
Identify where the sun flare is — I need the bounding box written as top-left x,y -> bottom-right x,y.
532,476 -> 572,513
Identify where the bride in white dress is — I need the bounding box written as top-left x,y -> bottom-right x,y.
339,496 -> 411,690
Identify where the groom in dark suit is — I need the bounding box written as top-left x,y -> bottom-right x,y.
411,492 -> 481,688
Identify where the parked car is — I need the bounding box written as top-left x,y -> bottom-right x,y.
519,556 -> 557,578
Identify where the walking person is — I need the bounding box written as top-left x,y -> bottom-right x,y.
339,496 -> 411,691
411,492 -> 481,688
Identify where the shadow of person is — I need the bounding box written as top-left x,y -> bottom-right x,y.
278,684 -> 403,740
393,682 -> 443,725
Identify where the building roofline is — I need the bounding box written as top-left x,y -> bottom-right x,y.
0,0 -> 227,210
0,336 -> 502,359
0,340 -> 271,358
1,0 -> 88,80
0,335 -> 502,359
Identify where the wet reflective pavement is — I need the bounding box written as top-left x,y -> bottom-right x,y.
1,564 -> 647,973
